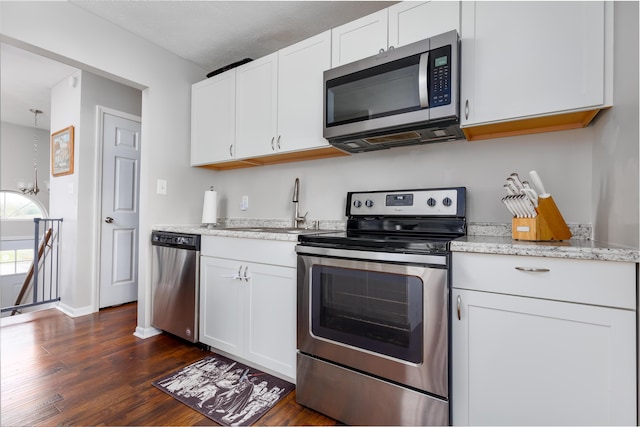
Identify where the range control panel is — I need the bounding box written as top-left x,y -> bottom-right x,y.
347,187 -> 466,217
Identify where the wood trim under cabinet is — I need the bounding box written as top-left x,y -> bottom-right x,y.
462,108 -> 607,141
196,146 -> 349,171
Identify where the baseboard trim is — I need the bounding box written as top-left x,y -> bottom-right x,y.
134,325 -> 162,339
56,303 -> 95,318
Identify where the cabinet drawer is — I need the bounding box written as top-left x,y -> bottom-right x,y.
201,236 -> 296,267
452,252 -> 636,310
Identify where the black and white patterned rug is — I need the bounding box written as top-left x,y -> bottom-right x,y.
152,353 -> 295,426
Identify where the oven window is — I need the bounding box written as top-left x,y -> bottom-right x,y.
311,265 -> 423,363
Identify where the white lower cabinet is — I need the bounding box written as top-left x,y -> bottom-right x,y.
199,237 -> 297,380
451,252 -> 637,426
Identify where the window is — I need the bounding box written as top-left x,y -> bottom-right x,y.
0,191 -> 46,219
0,248 -> 32,275
0,191 -> 48,276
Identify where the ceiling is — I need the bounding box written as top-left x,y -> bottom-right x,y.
1,1 -> 396,131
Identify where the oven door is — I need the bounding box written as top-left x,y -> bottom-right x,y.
297,246 -> 449,398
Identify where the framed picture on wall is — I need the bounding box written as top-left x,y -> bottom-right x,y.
51,126 -> 74,177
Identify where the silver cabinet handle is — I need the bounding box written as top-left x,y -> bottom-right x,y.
271,137 -> 275,151
388,45 -> 394,51
276,135 -> 281,150
515,266 -> 550,272
379,48 -> 385,54
464,99 -> 469,120
457,295 -> 461,320
229,144 -> 233,157
243,265 -> 249,281
105,217 -> 114,224
237,265 -> 242,280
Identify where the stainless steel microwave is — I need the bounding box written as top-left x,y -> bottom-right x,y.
323,30 -> 464,153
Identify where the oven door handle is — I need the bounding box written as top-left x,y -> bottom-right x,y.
296,245 -> 446,266
457,295 -> 461,320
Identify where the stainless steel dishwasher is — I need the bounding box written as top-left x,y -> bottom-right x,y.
151,231 -> 200,343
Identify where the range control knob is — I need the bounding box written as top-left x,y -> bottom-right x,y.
442,197 -> 453,207
353,200 -> 362,208
365,199 -> 374,208
427,197 -> 437,207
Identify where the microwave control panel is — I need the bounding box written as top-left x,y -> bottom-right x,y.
429,44 -> 452,107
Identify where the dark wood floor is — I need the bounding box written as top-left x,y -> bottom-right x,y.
0,303 -> 338,426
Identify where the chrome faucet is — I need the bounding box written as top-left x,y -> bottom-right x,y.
292,177 -> 308,228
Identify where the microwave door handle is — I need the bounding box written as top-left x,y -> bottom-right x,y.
418,51 -> 429,108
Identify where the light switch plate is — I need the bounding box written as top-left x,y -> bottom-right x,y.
157,179 -> 167,195
241,195 -> 249,211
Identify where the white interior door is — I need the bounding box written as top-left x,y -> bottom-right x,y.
99,111 -> 141,308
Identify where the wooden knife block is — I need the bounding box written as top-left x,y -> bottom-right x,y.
512,196 -> 572,241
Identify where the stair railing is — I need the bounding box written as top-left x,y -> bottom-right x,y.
1,218 -> 63,316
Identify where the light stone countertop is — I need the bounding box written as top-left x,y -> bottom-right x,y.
153,225 -> 308,242
450,235 -> 639,263
152,220 -> 345,243
152,221 -> 639,263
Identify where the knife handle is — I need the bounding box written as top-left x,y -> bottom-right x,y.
504,184 -> 516,196
529,170 -> 550,198
509,173 -> 525,192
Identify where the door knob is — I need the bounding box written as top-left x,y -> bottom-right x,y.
105,217 -> 114,224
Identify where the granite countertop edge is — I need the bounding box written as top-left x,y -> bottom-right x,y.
152,222 -> 640,263
153,224 -> 300,242
451,236 -> 640,263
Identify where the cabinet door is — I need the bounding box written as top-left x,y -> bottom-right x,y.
460,1 -> 605,126
387,1 -> 460,48
190,71 -> 236,165
277,31 -> 331,154
451,288 -> 636,426
244,262 -> 296,380
235,53 -> 278,159
199,256 -> 244,357
331,9 -> 388,67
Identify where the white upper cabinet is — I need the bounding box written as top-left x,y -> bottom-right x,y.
387,1 -> 460,48
332,1 -> 460,67
190,71 -> 236,165
331,9 -> 388,67
235,53 -> 279,159
277,31 -> 331,153
460,1 -> 610,133
196,30 -> 333,164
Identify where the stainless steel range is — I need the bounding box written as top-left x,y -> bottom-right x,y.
295,187 -> 466,426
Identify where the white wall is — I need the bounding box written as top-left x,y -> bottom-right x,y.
49,69 -> 81,314
207,130 -> 593,226
0,122 -> 51,212
591,1 -> 639,248
50,69 -> 143,315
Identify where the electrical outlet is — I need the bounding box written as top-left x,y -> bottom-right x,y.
241,195 -> 249,211
157,179 -> 167,195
